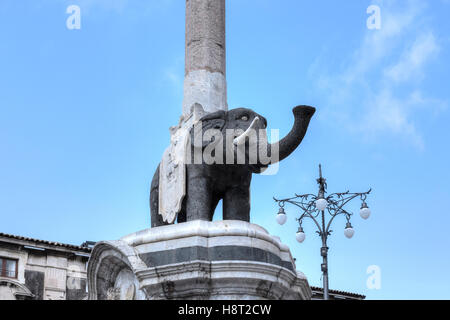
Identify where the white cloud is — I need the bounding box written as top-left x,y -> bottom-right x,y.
344,0 -> 423,83
361,89 -> 425,150
384,32 -> 439,83
165,69 -> 183,89
163,56 -> 184,95
312,0 -> 446,150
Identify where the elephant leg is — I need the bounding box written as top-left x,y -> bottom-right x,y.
223,186 -> 250,222
185,166 -> 214,221
177,198 -> 187,223
150,164 -> 170,228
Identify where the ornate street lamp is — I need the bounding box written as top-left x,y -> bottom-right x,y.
274,164 -> 372,300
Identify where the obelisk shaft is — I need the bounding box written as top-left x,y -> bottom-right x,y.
183,0 -> 228,116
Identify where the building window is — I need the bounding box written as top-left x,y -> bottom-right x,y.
0,257 -> 18,279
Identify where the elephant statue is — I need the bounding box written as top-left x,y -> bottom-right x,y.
150,105 -> 315,227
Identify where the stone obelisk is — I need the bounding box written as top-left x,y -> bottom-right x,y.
183,0 -> 227,116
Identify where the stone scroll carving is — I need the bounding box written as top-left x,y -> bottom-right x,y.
158,104 -> 206,224
158,126 -> 189,224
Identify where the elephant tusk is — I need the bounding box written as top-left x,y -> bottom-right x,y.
233,117 -> 260,146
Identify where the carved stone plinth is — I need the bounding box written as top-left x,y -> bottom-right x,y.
87,221 -> 312,300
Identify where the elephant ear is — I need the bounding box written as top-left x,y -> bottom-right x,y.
191,110 -> 226,149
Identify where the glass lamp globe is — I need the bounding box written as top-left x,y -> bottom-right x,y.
296,229 -> 306,243
360,203 -> 371,220
315,198 -> 328,211
276,207 -> 287,225
344,223 -> 355,239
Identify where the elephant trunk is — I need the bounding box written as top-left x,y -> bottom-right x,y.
269,105 -> 316,164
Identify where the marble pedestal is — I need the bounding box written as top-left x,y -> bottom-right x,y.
87,221 -> 312,300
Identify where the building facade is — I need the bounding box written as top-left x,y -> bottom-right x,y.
311,286 -> 366,300
0,233 -> 91,300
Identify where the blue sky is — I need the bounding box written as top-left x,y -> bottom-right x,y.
1,0 -> 449,299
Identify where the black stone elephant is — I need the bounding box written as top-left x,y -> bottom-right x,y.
150,106 -> 315,227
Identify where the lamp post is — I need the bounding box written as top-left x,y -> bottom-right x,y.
274,164 -> 372,300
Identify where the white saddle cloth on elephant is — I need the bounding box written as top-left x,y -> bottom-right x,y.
158,126 -> 190,224
158,104 -> 208,224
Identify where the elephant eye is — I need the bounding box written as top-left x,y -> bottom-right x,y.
241,115 -> 249,121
